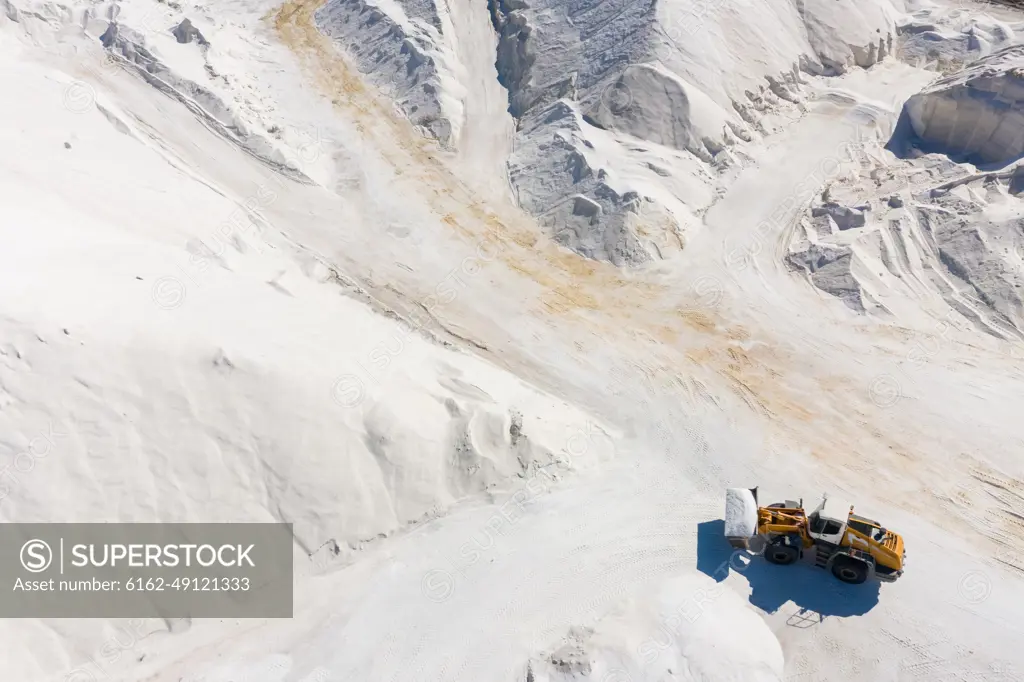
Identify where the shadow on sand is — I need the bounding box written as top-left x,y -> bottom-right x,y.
696,520 -> 880,621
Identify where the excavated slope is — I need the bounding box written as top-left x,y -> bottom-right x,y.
900,45 -> 1024,165
317,0 -> 902,266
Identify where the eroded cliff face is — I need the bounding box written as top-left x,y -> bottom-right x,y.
901,45 -> 1024,166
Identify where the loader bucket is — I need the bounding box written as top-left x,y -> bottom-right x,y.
725,487 -> 759,549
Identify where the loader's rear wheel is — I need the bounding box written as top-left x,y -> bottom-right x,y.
831,557 -> 868,584
764,542 -> 798,565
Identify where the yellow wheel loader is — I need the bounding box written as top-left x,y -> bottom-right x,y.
724,487 -> 906,584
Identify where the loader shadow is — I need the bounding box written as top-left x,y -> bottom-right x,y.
696,520 -> 880,619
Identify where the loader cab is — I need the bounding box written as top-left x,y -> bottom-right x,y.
807,495 -> 850,546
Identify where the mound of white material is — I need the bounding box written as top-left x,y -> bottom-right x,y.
315,0 -> 901,265
315,0 -> 517,200
493,0 -> 901,265
0,44 -> 616,569
585,63 -> 743,163
724,487 -> 758,538
895,2 -> 1020,70
787,240 -> 871,312
800,0 -> 896,72
508,101 -> 689,265
316,0 -> 463,148
914,185 -> 1024,335
788,135 -> 1024,338
527,574 -> 784,682
496,0 -> 899,124
901,45 -> 1024,165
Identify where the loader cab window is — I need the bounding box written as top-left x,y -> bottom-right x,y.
849,518 -> 882,539
810,512 -> 842,537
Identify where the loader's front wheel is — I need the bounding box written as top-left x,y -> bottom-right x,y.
831,557 -> 868,584
764,542 -> 798,565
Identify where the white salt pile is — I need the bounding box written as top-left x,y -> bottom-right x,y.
725,487 -> 759,538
